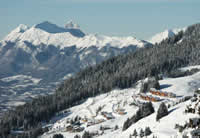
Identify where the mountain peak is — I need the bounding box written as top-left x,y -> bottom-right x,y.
34,21 -> 85,37
34,21 -> 66,34
64,20 -> 80,29
149,28 -> 185,44
14,24 -> 29,33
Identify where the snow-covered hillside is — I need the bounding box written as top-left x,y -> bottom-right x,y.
149,28 -> 187,44
41,65 -> 200,138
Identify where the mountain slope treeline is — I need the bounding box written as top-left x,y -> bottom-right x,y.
0,23 -> 200,138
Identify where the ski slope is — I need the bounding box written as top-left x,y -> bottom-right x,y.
42,65 -> 200,138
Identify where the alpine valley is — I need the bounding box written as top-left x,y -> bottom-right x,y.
0,21 -> 152,114
1,21 -> 200,138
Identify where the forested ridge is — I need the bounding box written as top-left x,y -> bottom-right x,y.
0,23 -> 200,138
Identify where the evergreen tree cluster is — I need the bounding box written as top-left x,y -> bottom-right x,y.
140,77 -> 160,93
82,131 -> 93,138
123,102 -> 154,131
53,133 -> 64,138
130,127 -> 152,138
0,23 -> 200,137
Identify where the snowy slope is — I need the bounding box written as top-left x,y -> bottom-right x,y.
41,65 -> 200,138
149,28 -> 187,44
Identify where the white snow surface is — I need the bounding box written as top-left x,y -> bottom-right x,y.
3,23 -> 146,49
42,66 -> 200,138
149,28 -> 187,44
1,75 -> 41,84
180,65 -> 200,72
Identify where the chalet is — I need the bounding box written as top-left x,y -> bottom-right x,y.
101,112 -> 115,120
73,126 -> 84,132
66,125 -> 73,132
96,119 -> 105,124
116,108 -> 126,115
81,117 -> 88,123
150,88 -> 176,98
139,93 -> 160,102
100,125 -> 112,130
87,120 -> 95,127
150,88 -> 159,95
168,92 -> 176,98
66,118 -> 71,124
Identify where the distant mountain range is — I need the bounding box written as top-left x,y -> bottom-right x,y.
0,21 -> 152,112
0,20 -> 186,113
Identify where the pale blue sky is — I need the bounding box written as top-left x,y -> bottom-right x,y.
0,0 -> 199,40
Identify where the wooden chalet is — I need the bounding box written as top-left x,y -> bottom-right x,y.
73,126 -> 84,132
81,117 -> 88,123
101,112 -> 115,120
139,93 -> 160,102
150,88 -> 176,98
116,109 -> 126,115
66,125 -> 73,132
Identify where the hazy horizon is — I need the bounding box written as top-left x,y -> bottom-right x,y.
0,0 -> 199,40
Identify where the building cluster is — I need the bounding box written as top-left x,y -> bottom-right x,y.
137,88 -> 176,102
150,88 -> 176,98
139,93 -> 161,102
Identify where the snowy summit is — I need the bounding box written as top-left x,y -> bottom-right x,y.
65,20 -> 80,29
149,28 -> 186,44
2,20 -> 149,49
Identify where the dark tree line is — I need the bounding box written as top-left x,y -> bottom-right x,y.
53,134 -> 64,138
1,23 -> 200,137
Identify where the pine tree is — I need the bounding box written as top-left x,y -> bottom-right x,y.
53,134 -> 64,138
82,131 -> 92,138
139,129 -> 144,138
133,129 -> 138,138
74,135 -> 81,138
144,127 -> 152,136
156,102 -> 168,121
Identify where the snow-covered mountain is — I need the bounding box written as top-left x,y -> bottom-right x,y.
3,21 -> 147,49
41,65 -> 200,138
149,28 -> 186,44
0,21 -> 152,113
